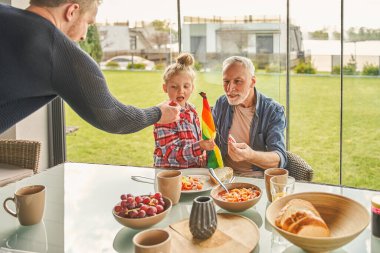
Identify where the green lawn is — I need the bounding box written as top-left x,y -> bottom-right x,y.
65,71 -> 380,190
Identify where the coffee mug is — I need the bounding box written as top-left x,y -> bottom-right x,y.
3,185 -> 46,226
133,228 -> 171,253
156,170 -> 182,205
264,168 -> 288,202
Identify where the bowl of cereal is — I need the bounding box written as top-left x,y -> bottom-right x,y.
210,182 -> 261,212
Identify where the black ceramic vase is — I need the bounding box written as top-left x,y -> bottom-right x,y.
189,196 -> 217,240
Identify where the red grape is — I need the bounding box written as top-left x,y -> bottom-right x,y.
158,198 -> 165,206
146,206 -> 157,216
140,205 -> 149,212
126,197 -> 134,203
135,196 -> 143,204
126,193 -> 133,198
143,197 -> 150,204
138,210 -> 146,218
156,205 -> 164,214
154,192 -> 162,199
127,203 -> 136,209
114,205 -> 122,212
128,210 -> 138,218
118,211 -> 126,217
121,200 -> 128,208
120,194 -> 127,200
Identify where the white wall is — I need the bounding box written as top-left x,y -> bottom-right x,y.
11,0 -> 27,8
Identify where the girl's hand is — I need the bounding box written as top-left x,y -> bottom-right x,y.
200,139 -> 215,151
199,153 -> 207,167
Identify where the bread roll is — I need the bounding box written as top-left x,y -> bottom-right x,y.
209,167 -> 233,184
275,199 -> 330,237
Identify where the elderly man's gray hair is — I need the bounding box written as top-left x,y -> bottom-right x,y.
222,56 -> 255,76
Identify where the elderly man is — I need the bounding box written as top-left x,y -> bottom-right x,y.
212,56 -> 287,177
0,0 -> 179,134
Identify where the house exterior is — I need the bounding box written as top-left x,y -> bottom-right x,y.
98,23 -> 170,63
181,16 -> 304,69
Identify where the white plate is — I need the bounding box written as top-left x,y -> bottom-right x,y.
180,168 -> 210,176
181,174 -> 213,194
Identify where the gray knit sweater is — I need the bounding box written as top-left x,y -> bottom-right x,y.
0,4 -> 161,134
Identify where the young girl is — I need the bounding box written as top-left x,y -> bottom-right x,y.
153,53 -> 214,168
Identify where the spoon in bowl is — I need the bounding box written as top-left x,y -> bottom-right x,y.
208,168 -> 229,193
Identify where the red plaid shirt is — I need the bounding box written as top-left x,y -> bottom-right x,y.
153,104 -> 205,168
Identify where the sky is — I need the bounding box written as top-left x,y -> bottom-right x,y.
97,0 -> 380,32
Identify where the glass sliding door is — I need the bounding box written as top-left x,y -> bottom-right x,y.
343,0 -> 380,190
180,0 -> 286,108
65,0 -> 177,166
289,0 -> 341,185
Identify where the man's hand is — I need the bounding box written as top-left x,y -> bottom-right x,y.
157,101 -> 180,124
228,142 -> 254,162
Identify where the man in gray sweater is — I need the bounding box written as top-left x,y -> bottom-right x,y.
0,0 -> 180,134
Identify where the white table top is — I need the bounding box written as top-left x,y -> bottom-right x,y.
0,162 -> 379,253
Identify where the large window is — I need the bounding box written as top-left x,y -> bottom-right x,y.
65,0 -> 380,190
256,35 -> 274,54
342,0 -> 380,189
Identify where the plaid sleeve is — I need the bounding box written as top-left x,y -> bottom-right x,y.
154,122 -> 203,167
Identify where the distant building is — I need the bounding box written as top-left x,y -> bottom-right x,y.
98,24 -> 130,58
97,23 -> 170,63
182,16 -> 304,69
304,40 -> 380,72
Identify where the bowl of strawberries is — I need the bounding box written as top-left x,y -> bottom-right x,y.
112,192 -> 172,229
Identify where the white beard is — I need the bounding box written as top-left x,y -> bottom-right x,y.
226,89 -> 251,106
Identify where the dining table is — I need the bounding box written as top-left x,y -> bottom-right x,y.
0,162 -> 379,253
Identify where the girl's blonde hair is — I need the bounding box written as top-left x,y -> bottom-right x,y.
163,53 -> 196,83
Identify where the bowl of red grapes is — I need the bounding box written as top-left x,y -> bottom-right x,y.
112,192 -> 172,229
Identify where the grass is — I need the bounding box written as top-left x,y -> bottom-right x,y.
65,71 -> 380,190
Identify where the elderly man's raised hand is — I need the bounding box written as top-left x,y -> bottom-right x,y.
228,142 -> 253,162
157,100 -> 181,124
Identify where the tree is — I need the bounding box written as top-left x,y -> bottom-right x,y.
149,20 -> 171,48
309,29 -> 329,40
151,20 -> 170,32
332,31 -> 340,40
347,27 -> 380,41
150,32 -> 170,49
79,25 -> 103,63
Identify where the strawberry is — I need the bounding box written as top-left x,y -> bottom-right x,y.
228,134 -> 237,143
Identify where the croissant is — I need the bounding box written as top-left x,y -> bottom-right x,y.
275,199 -> 330,237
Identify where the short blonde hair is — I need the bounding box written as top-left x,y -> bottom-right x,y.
163,53 -> 196,83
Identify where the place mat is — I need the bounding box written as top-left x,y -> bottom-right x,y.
167,213 -> 259,253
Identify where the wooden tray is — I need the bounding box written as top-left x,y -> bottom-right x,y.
167,213 -> 259,253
